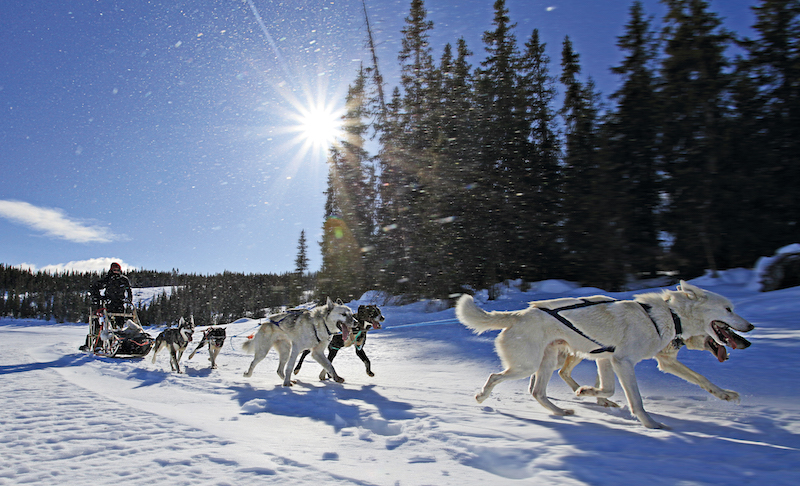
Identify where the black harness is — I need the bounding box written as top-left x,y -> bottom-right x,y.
639,302 -> 685,349
269,307 -> 338,344
538,299 -> 617,354
540,298 -> 686,354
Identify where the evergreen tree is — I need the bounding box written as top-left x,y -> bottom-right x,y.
659,0 -> 732,276
430,38 -> 480,293
293,229 -> 309,303
559,36 -> 612,286
473,0 -> 528,291
319,68 -> 374,301
730,0 -> 800,262
517,28 -> 563,281
375,0 -> 438,296
604,1 -> 663,279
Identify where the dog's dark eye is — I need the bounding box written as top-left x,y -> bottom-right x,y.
726,307 -> 732,312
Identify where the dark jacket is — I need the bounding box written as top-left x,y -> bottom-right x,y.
91,272 -> 133,307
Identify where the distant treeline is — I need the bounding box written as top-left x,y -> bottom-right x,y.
0,265 -> 316,326
318,0 -> 800,300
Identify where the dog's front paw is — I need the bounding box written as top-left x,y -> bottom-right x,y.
243,371 -> 252,378
576,385 -> 598,397
367,371 -> 375,377
714,389 -> 740,402
597,398 -> 620,408
475,392 -> 489,403
334,376 -> 345,383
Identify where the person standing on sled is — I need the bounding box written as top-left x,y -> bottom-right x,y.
91,262 -> 133,328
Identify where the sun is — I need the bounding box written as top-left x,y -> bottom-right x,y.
290,101 -> 343,153
300,106 -> 341,146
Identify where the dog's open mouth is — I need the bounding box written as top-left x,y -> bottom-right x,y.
370,318 -> 382,330
710,320 -> 752,361
337,321 -> 351,342
705,336 -> 728,362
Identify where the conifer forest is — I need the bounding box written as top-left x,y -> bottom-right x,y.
3,0 -> 799,325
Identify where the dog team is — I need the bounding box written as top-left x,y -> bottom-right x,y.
149,298 -> 385,384
145,281 -> 754,428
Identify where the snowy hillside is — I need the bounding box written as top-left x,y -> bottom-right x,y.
2,271 -> 799,485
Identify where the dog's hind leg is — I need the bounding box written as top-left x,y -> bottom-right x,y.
610,357 -> 666,429
282,345 -> 307,386
531,345 -> 575,416
169,346 -> 181,373
557,353 -> 582,392
318,347 -> 339,381
575,359 -> 620,407
243,339 -> 272,378
355,347 -> 373,377
293,350 -> 311,375
477,369 -> 532,403
529,342 -> 569,395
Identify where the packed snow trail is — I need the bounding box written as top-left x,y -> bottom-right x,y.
2,277 -> 800,484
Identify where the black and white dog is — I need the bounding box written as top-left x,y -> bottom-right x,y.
151,316 -> 195,373
294,304 -> 385,379
188,327 -> 227,369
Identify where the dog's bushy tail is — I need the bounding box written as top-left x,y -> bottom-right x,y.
150,337 -> 161,363
456,295 -> 516,334
241,336 -> 255,354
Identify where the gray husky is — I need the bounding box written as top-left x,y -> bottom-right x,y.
242,297 -> 355,386
456,281 -> 754,428
151,316 -> 196,373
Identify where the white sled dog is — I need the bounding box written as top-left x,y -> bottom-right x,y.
242,297 -> 355,386
556,325 -> 751,407
456,281 -> 754,428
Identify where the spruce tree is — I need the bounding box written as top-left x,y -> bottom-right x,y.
474,0 -> 527,290
319,68 -> 374,301
517,28 -> 563,281
659,0 -> 732,276
731,0 -> 800,261
559,36 -> 610,286
293,229 -> 309,303
375,0 -> 438,296
605,1 -> 663,279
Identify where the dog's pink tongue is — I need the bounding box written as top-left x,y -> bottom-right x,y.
340,323 -> 350,342
716,345 -> 727,362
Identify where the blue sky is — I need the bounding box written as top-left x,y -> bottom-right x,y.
1,0 -> 757,275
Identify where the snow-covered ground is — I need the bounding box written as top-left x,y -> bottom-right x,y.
2,270 -> 800,485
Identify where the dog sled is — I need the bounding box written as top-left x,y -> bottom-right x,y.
79,302 -> 154,358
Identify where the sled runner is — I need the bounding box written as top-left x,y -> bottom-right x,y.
79,302 -> 154,358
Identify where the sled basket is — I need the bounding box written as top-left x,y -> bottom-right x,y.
80,305 -> 154,358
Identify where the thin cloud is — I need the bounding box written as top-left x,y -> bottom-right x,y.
19,258 -> 134,274
0,200 -> 123,243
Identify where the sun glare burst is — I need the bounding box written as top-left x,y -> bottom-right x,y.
290,101 -> 343,154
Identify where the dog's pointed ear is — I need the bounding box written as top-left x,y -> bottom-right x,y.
326,296 -> 335,309
677,280 -> 702,300
179,317 -> 185,326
